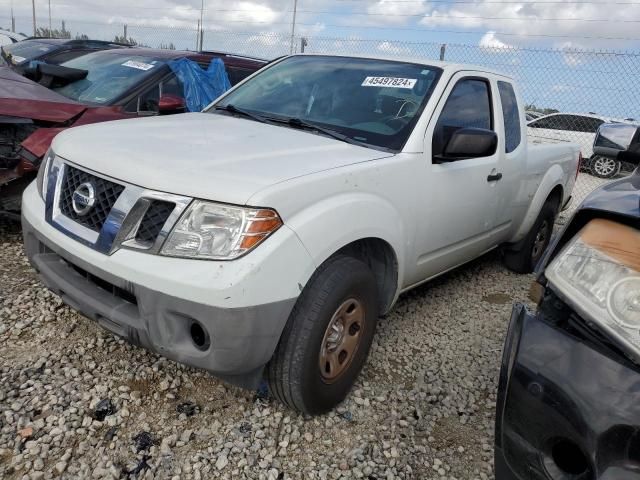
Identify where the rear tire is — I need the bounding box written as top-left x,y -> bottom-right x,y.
503,201 -> 556,274
267,255 -> 379,414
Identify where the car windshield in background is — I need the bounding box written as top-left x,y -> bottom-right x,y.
53,52 -> 166,105
210,55 -> 442,151
1,41 -> 58,65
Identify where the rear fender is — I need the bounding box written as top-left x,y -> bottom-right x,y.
510,164 -> 565,243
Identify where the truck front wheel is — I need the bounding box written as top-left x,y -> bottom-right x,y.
267,255 -> 379,414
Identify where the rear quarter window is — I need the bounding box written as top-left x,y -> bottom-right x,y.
498,81 -> 521,153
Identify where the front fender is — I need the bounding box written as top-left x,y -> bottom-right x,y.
511,164 -> 565,243
285,191 -> 406,300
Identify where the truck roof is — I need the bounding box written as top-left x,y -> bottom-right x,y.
294,53 -> 513,80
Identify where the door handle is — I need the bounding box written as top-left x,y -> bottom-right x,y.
487,173 -> 503,182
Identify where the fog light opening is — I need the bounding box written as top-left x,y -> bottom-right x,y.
190,321 -> 210,351
551,439 -> 589,476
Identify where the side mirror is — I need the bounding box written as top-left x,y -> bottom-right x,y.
594,123 -> 640,165
158,94 -> 186,114
443,128 -> 498,160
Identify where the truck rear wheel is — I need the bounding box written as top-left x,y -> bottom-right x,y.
503,201 -> 556,274
267,255 -> 379,414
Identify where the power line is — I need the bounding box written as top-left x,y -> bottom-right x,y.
10,15 -> 639,41
334,0 -> 640,3
294,11 -> 640,23
17,6 -> 640,24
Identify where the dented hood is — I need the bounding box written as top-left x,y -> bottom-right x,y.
0,66 -> 86,123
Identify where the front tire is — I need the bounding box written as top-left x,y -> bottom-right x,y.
503,201 -> 556,274
590,155 -> 621,179
267,255 -> 379,414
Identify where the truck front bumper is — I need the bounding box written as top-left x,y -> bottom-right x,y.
495,303 -> 640,480
21,183 -> 314,389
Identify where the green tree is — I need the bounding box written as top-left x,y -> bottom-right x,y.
114,34 -> 137,46
525,103 -> 560,115
35,20 -> 71,39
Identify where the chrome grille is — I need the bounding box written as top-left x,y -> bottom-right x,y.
46,158 -> 192,255
59,165 -> 124,232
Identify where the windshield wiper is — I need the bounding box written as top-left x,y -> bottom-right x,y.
214,104 -> 269,124
273,117 -> 368,148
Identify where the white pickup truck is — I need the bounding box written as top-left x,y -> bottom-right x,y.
22,54 -> 580,414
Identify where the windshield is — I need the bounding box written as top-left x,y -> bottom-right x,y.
2,40 -> 58,65
52,52 -> 166,105
210,55 -> 442,151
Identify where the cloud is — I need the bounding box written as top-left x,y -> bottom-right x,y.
222,1 -> 279,25
479,31 -> 513,50
365,0 -> 430,26
5,0 -> 296,33
557,41 -> 586,67
417,1 -> 640,49
376,40 -> 411,55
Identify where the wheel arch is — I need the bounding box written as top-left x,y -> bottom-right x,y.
510,165 -> 566,244
332,237 -> 399,315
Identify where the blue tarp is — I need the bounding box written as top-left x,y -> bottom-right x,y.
168,57 -> 231,112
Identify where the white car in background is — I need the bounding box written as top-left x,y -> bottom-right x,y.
525,110 -> 543,122
527,112 -> 633,178
0,29 -> 26,47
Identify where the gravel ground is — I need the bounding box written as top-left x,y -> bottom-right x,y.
0,172 -> 612,480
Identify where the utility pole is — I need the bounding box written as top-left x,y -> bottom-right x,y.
49,0 -> 52,34
289,0 -> 298,54
10,0 -> 15,32
198,0 -> 205,50
31,0 -> 37,36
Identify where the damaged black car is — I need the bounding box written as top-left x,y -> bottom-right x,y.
495,122 -> 640,480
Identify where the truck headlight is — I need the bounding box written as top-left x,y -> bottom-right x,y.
36,148 -> 55,201
161,200 -> 282,260
546,219 -> 640,358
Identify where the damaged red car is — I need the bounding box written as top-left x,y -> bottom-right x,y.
0,47 -> 267,216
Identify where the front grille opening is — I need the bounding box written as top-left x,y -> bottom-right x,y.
59,166 -> 125,232
551,439 -> 590,476
68,262 -> 138,306
135,200 -> 175,245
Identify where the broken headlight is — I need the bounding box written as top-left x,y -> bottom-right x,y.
36,148 -> 55,201
161,200 -> 282,260
545,219 -> 640,359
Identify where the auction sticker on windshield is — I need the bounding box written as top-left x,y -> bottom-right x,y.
362,77 -> 417,89
121,60 -> 155,71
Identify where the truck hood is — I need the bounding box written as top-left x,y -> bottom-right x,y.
52,112 -> 394,205
0,66 -> 86,122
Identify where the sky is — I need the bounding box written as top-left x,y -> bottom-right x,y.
1,0 -> 640,118
3,0 -> 640,50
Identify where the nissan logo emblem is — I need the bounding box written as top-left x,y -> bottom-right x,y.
72,182 -> 96,216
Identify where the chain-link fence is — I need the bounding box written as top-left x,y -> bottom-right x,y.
2,16 -> 638,205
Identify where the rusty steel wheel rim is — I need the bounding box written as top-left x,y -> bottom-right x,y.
319,298 -> 365,384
